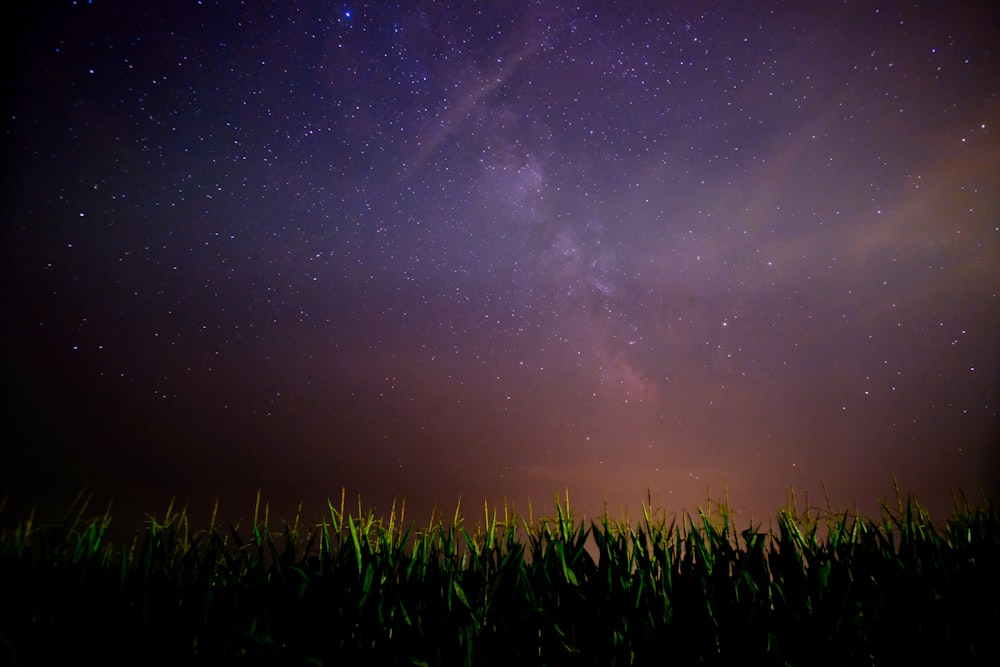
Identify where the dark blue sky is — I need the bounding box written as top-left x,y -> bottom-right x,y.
3,1 -> 998,531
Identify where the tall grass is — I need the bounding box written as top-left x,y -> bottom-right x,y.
0,488 -> 997,665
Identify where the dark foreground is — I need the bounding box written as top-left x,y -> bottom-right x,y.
1,490 -> 998,666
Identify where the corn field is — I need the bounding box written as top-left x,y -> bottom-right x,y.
1,488 -> 997,666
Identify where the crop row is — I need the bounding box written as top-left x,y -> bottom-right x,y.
1,489 -> 998,665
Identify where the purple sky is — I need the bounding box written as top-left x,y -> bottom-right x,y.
3,1 -> 998,534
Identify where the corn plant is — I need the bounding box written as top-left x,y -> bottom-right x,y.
1,488 -> 997,665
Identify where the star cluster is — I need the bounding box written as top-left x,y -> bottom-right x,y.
3,1 -> 998,527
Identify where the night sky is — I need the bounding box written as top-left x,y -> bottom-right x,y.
3,1 -> 999,532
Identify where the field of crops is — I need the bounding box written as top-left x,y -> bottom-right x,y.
1,488 -> 998,666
